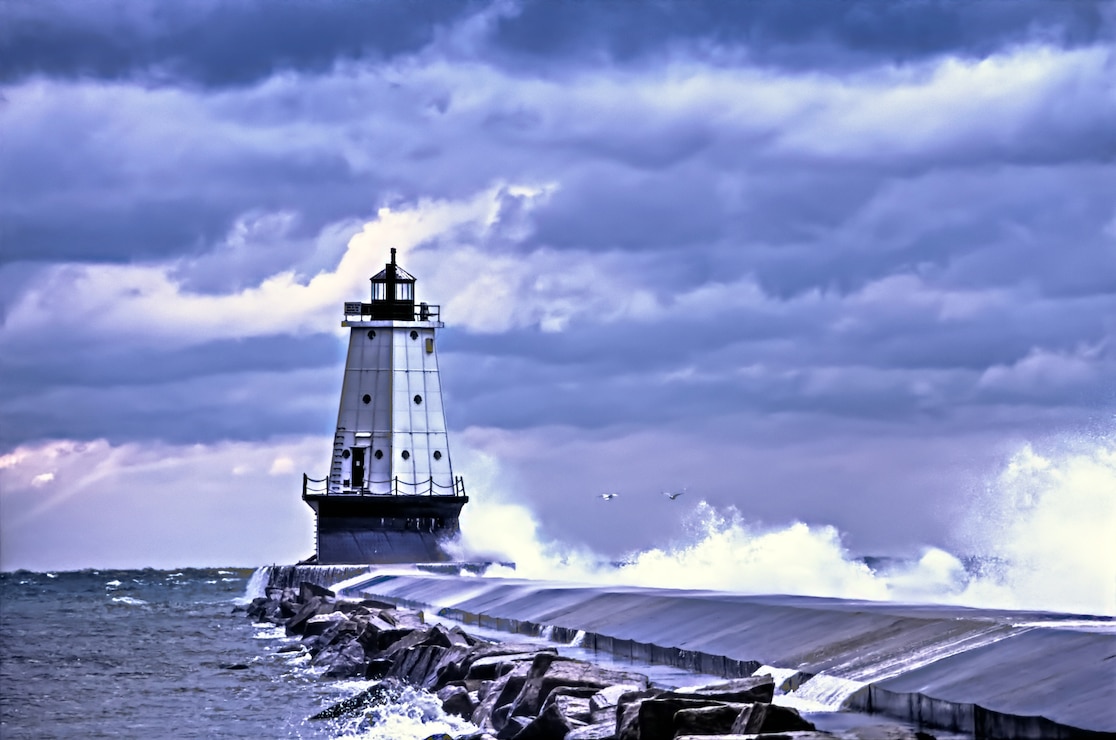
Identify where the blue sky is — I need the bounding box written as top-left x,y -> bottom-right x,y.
1,0 -> 1114,571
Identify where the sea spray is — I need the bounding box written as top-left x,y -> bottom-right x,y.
451,438 -> 1115,616
951,436 -> 1116,616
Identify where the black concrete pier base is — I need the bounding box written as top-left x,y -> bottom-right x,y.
303,494 -> 467,564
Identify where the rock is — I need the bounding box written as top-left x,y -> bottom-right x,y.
286,595 -> 331,636
467,652 -> 547,682
509,653 -> 650,719
308,678 -> 406,720
566,723 -> 618,740
423,645 -> 474,690
507,695 -> 588,740
375,626 -> 433,661
539,687 -> 594,725
365,658 -> 392,679
589,684 -> 643,725
614,690 -> 665,740
319,640 -> 369,680
668,676 -> 775,704
674,704 -> 747,736
436,684 -> 476,719
298,581 -> 335,602
471,661 -> 534,734
495,715 -> 531,739
619,697 -> 735,740
730,703 -> 816,734
357,597 -> 397,610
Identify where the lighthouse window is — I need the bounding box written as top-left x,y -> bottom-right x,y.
362,394 -> 371,404
401,450 -> 410,460
410,330 -> 419,340
414,394 -> 422,405
367,330 -> 376,340
433,450 -> 442,460
342,450 -> 351,459
374,449 -> 383,459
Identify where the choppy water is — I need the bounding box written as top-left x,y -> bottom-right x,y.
0,568 -> 468,739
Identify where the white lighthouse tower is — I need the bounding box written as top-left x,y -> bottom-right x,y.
302,248 -> 467,564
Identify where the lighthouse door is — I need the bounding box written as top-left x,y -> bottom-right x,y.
351,447 -> 366,491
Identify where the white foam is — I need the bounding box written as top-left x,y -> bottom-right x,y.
111,596 -> 148,606
781,674 -> 866,712
450,438 -> 1115,616
252,625 -> 287,640
329,684 -> 477,740
238,566 -> 269,603
752,665 -> 803,694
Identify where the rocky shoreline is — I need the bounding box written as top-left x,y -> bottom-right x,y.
238,580 -> 937,740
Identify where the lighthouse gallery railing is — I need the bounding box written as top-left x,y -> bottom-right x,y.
302,474 -> 466,498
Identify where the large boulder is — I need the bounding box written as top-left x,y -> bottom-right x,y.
436,684 -> 476,719
508,654 -> 650,720
617,696 -> 730,740
589,684 -> 645,725
471,661 -> 534,734
308,678 -> 406,720
667,676 -> 775,704
286,596 -> 333,636
730,702 -> 816,734
506,690 -> 593,740
566,723 -> 618,740
467,652 -> 549,682
298,581 -> 335,602
317,640 -> 370,680
674,704 -> 748,736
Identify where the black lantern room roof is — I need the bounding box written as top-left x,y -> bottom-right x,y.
368,248 -> 418,320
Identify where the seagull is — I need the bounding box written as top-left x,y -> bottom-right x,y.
599,492 -> 620,501
662,489 -> 687,500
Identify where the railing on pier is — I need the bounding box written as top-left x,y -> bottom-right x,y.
303,473 -> 466,498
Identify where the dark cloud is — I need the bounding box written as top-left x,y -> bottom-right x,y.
1,0 -> 1113,568
492,1 -> 1112,71
0,0 -> 480,87
0,366 -> 339,449
5,1 -> 1110,89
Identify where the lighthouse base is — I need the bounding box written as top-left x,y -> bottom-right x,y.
303,494 -> 468,565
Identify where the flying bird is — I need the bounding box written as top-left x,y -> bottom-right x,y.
662,489 -> 687,500
599,492 -> 620,501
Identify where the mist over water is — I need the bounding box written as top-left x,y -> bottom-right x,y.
453,436 -> 1116,617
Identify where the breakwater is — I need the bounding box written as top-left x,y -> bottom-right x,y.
257,566 -> 1116,740
244,575 -> 822,739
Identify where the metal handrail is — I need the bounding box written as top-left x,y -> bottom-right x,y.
342,302 -> 441,321
303,472 -> 466,498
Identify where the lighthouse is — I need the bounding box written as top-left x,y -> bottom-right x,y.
302,248 -> 468,564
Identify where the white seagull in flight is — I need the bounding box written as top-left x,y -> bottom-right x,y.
599,492 -> 620,501
662,489 -> 687,500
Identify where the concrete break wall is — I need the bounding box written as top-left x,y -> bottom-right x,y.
314,570 -> 1116,740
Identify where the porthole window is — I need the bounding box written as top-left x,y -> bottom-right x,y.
362,394 -> 371,404
367,330 -> 376,340
410,330 -> 419,340
374,449 -> 383,460
433,450 -> 442,461
401,450 -> 410,460
414,394 -> 422,405
342,449 -> 351,459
